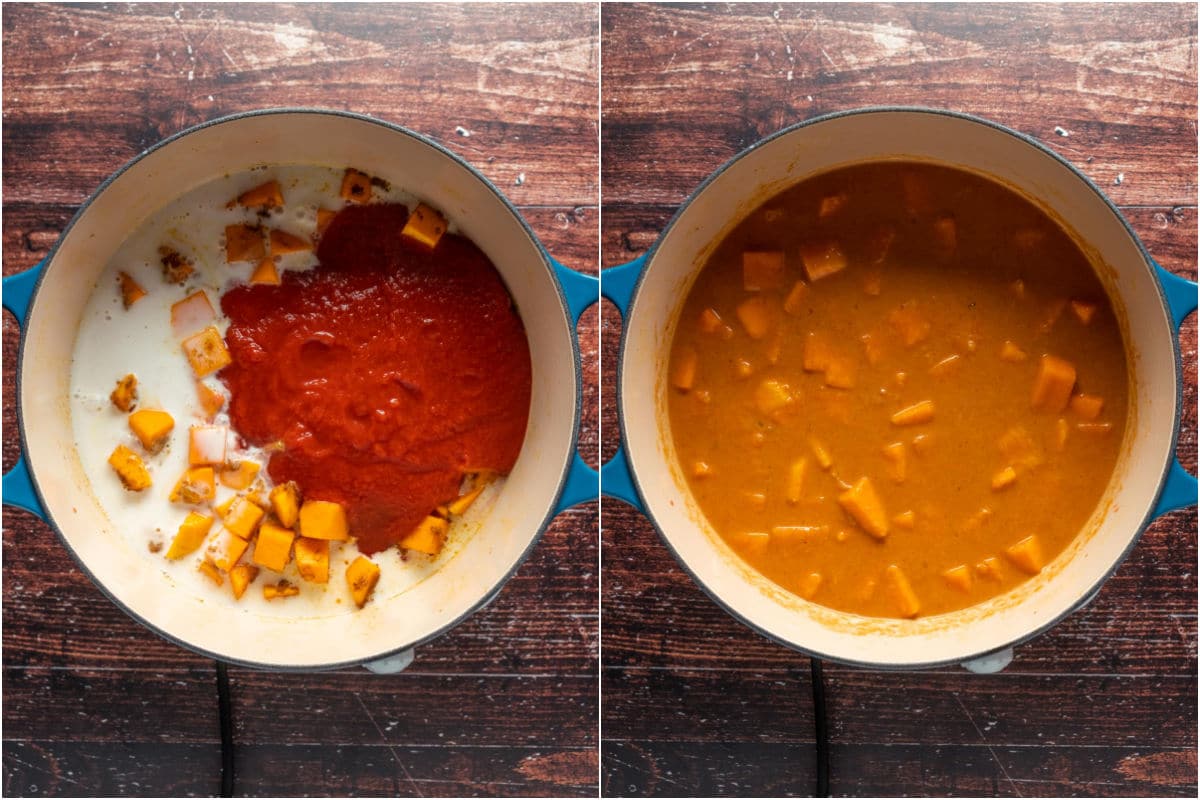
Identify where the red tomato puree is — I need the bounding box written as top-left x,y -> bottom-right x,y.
220,204 -> 532,554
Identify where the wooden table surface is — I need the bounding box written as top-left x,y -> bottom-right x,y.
600,2 -> 1197,797
2,3 -> 598,797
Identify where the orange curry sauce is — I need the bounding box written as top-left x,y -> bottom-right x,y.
220,204 -> 532,554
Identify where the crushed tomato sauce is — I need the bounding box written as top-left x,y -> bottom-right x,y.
220,204 -> 532,554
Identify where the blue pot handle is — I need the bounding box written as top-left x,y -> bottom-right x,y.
549,258 -> 601,513
3,261 -> 48,520
597,256 -> 647,511
1151,260 -> 1197,518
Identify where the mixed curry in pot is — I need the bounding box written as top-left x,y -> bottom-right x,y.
667,161 -> 1129,619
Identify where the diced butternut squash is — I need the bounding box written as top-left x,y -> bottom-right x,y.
400,203 -> 449,249
890,400 -> 934,426
399,515 -> 449,555
783,281 -> 808,315
942,564 -> 972,593
932,215 -> 957,257
1069,393 -> 1104,420
118,271 -> 147,308
229,564 -> 260,600
205,527 -> 249,572
998,425 -> 1043,470
299,499 -> 349,541
754,379 -> 792,416
735,297 -> 773,339
1004,535 -> 1044,575
448,477 -> 490,516
991,466 -> 1017,491
225,224 -> 266,263
882,442 -> 907,483
742,251 -> 785,291
253,523 -> 295,572
196,381 -> 225,417
128,409 -> 174,452
236,180 -> 284,209
219,461 -> 260,490
264,580 -> 300,600
765,332 -> 783,365
110,374 -> 138,412
346,555 -> 381,608
803,332 -> 832,372
999,340 -> 1027,362
315,208 -> 338,237
158,247 -> 195,284
1031,354 -> 1076,412
249,257 -> 280,285
785,458 -> 807,504
928,354 -> 961,377
222,496 -> 265,540
745,492 -> 767,510
182,326 -> 232,378
818,192 -> 847,219
269,228 -> 312,255
698,308 -> 725,333
692,461 -> 713,478
823,357 -> 856,389
198,560 -> 224,586
294,537 -> 330,583
1039,298 -> 1068,332
170,291 -> 215,338
188,425 -> 227,466
734,358 -> 754,378
170,466 -> 216,505
798,240 -> 847,281
166,512 -> 214,559
341,168 -> 373,203
732,531 -> 770,556
884,564 -> 920,618
671,348 -> 698,391
1070,299 -> 1097,325
799,572 -> 823,600
270,481 -> 301,528
975,556 -> 1003,580
893,510 -> 915,529
838,477 -> 889,539
215,495 -> 236,518
887,303 -> 931,346
911,433 -> 933,454
809,438 -> 833,470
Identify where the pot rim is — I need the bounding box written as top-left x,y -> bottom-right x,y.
15,107 -> 583,671
615,105 -> 1183,670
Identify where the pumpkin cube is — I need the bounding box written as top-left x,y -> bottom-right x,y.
315,208 -> 338,238
803,332 -> 833,372
346,556 -> 381,608
170,291 -> 215,338
269,481 -> 302,528
229,564 -> 260,600
264,580 -> 300,600
225,224 -> 265,263
1070,299 -> 1098,325
735,297 -> 773,339
118,271 -> 147,308
170,466 -> 216,505
447,479 -> 490,516
742,250 -> 785,291
219,461 -> 260,490
293,537 -> 330,583
158,247 -> 195,284
401,203 -> 448,249
252,523 -> 295,572
1005,535 -> 1045,575
798,240 -> 847,281
188,425 -> 227,466
754,379 -> 792,416
1069,393 -> 1104,420
838,476 -> 889,539
885,564 -> 921,618
942,564 -> 972,593
399,515 -> 449,556
182,326 -> 232,378
249,257 -> 280,285
891,400 -> 935,426
340,168 -> 373,203
785,458 -> 807,504
671,348 -> 697,391
110,373 -> 138,412
299,499 -> 349,540
196,381 -> 225,417
128,409 -> 174,453
991,466 -> 1018,491
198,560 -> 224,586
269,228 -> 312,255
783,281 -> 808,316
1031,354 -> 1077,412
205,527 -> 249,572
999,341 -> 1027,362
222,496 -> 265,539
799,572 -> 823,600
166,512 -> 214,560
236,180 -> 284,209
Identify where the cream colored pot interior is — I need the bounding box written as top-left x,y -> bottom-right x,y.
20,111 -> 578,669
620,110 -> 1178,668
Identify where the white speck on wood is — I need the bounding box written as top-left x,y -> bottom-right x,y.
1055,126 -> 1069,137
1115,173 -> 1125,185
455,126 -> 471,137
515,173 -> 526,186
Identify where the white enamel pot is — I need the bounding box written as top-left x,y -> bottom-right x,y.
604,107 -> 1197,671
2,109 -> 599,672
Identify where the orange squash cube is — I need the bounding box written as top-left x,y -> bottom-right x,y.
401,203 -> 449,250
222,496 -> 265,540
1070,299 -> 1098,325
170,466 -> 216,505
785,458 -> 807,504
128,409 -> 175,452
991,466 -> 1018,491
742,250 -> 785,291
264,580 -> 300,600
999,340 -> 1027,362
249,257 -> 280,285
798,240 -> 847,281
890,400 -> 935,426
1005,535 -> 1044,575
893,510 -> 915,529
882,442 -> 907,483
170,291 -> 215,338
838,477 -> 889,539
269,228 -> 312,255
205,527 -> 249,572
753,379 -> 792,416
942,564 -> 972,593
294,537 -> 330,584
346,556 -> 381,608
315,208 -> 338,238
671,348 -> 698,391
399,515 -> 449,555
219,461 -> 260,490
447,479 -> 490,516
885,564 -> 921,618
340,168 -> 373,203
229,564 -> 260,600
803,332 -> 832,372
236,180 -> 284,209
782,281 -> 808,315
1031,354 -> 1077,412
182,326 -> 232,378
252,523 -> 295,572
735,297 -> 773,340
299,499 -> 349,541
188,425 -> 227,466
118,271 -> 147,308
225,224 -> 266,263
269,481 -> 302,528
196,381 -> 225,417
1069,393 -> 1104,420
799,572 -> 823,600
166,512 -> 214,560
110,373 -> 138,412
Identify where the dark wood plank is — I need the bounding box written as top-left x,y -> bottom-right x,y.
599,3 -> 1197,797
3,4 -> 599,798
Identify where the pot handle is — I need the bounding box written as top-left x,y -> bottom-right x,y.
1151,262 -> 1197,518
597,256 -> 647,510
3,261 -> 47,520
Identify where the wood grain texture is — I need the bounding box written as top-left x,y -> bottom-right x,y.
600,3 -> 1197,797
3,3 -> 598,798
